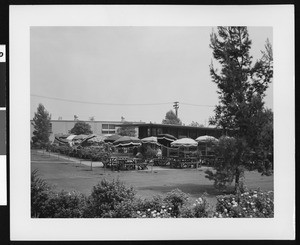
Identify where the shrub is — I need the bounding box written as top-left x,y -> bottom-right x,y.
214,189 -> 274,218
31,169 -> 52,218
83,179 -> 136,218
163,189 -> 190,217
43,191 -> 86,218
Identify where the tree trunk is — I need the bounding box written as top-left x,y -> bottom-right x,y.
234,168 -> 240,194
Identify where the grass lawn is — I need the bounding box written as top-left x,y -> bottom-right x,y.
31,150 -> 273,208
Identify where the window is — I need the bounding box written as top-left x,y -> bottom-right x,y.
102,130 -> 115,134
102,124 -> 109,129
109,124 -> 115,129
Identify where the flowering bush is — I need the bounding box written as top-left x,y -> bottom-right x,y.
83,179 -> 136,218
164,189 -> 190,217
31,170 -> 274,218
133,205 -> 174,218
214,189 -> 274,218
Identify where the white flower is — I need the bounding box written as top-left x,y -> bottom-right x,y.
147,209 -> 150,212
137,211 -> 140,214
243,207 -> 246,210
224,209 -> 227,213
162,206 -> 165,209
142,215 -> 146,218
253,194 -> 257,198
253,209 -> 256,212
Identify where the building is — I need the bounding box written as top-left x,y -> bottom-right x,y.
30,120 -> 141,142
117,123 -> 228,140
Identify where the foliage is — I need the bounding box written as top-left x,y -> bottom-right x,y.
189,121 -> 204,127
31,104 -> 52,148
31,169 -> 52,218
163,189 -> 190,217
205,136 -> 247,191
31,172 -> 273,218
43,191 -> 86,218
69,121 -> 93,135
179,196 -> 210,218
48,144 -> 111,163
31,169 -> 86,218
208,27 -> 273,192
144,146 -> 157,159
213,189 -> 274,218
117,122 -> 136,137
162,110 -> 182,125
83,179 -> 136,218
133,204 -> 174,218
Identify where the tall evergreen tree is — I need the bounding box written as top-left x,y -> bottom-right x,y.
207,27 -> 273,192
31,104 -> 51,148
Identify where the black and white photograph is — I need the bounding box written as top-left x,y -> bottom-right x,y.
30,25 -> 274,219
9,5 -> 294,240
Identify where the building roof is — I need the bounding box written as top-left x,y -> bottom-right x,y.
116,122 -> 221,130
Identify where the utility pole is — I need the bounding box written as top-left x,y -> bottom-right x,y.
173,101 -> 179,117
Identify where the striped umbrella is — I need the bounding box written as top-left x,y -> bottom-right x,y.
113,136 -> 142,147
171,138 -> 198,147
104,134 -> 122,143
195,135 -> 218,143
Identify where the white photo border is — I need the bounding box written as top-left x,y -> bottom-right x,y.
10,5 -> 295,240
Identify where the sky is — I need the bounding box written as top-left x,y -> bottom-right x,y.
30,26 -> 273,125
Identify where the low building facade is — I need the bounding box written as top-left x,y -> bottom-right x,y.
30,120 -> 140,142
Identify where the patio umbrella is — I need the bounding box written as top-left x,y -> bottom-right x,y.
73,134 -> 89,141
113,136 -> 142,147
54,136 -> 69,145
196,135 -> 218,156
171,138 -> 198,147
80,134 -> 99,145
66,134 -> 77,141
86,135 -> 107,143
141,136 -> 160,144
104,134 -> 122,143
157,134 -> 177,147
195,135 -> 218,143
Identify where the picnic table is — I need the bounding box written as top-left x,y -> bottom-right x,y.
170,157 -> 199,169
106,157 -> 148,171
199,155 -> 216,166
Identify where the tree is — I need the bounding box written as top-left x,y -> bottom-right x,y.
117,122 -> 136,137
31,103 -> 52,148
207,27 -> 273,193
69,121 -> 93,135
162,110 -> 182,125
189,121 -> 204,127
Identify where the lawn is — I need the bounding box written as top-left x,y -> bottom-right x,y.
31,150 -> 273,207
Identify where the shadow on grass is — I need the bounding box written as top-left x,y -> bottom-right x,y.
137,184 -> 235,197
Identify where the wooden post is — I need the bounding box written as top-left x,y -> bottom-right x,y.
90,160 -> 93,171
